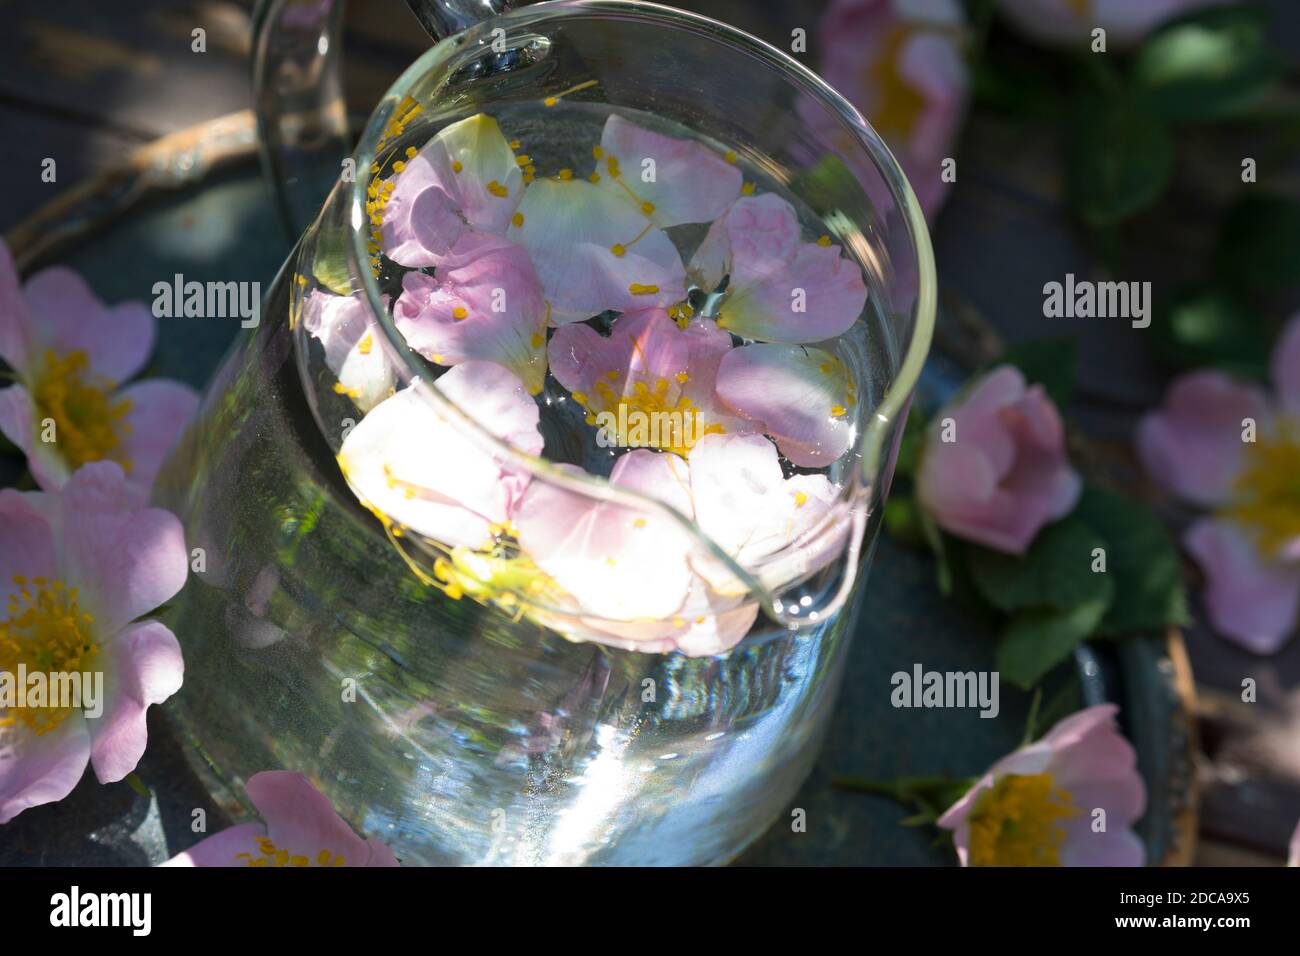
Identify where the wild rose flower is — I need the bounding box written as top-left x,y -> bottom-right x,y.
996,0 -> 1233,50
337,361 -> 543,551
688,193 -> 868,343
300,289 -> 395,414
0,461 -> 187,824
1136,315 -> 1300,653
0,243 -> 199,505
815,0 -> 970,220
395,233 -> 548,395
916,365 -> 1082,554
513,435 -> 840,656
164,771 -> 398,866
937,704 -> 1146,866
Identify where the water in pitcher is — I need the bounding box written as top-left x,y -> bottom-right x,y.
155,96 -> 897,865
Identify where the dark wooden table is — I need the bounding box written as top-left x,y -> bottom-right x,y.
2,0 -> 1297,865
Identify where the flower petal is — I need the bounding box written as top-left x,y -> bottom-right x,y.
116,379 -> 199,507
0,714 -> 91,825
596,114 -> 742,228
0,486 -> 57,604
23,268 -> 156,383
513,450 -> 696,621
301,290 -> 395,414
1273,312 -> 1300,414
395,233 -> 547,394
161,821 -> 267,867
1137,369 -> 1272,507
0,384 -> 70,492
381,113 -> 523,267
0,240 -> 32,370
715,344 -> 855,467
247,771 -> 379,866
507,178 -> 686,324
53,461 -> 190,634
338,364 -> 542,550
1184,517 -> 1300,654
86,620 -> 184,783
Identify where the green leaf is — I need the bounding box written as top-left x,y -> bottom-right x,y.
1216,194 -> 1300,293
968,517 -> 1113,613
999,336 -> 1077,406
1068,93 -> 1174,227
997,594 -> 1113,690
1074,486 -> 1191,635
1150,285 -> 1271,379
1131,4 -> 1285,123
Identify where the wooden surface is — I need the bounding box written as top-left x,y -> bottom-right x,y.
0,0 -> 1296,865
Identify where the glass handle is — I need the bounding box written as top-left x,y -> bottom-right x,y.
252,0 -> 515,237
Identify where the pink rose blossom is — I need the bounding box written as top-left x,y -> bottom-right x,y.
815,0 -> 970,220
0,461 -> 187,824
0,242 -> 198,506
937,704 -> 1146,866
916,365 -> 1082,554
1137,315 -> 1300,653
163,771 -> 398,866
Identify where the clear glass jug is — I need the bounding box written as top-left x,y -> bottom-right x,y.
155,0 -> 936,865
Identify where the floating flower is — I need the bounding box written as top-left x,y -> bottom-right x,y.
592,114 -> 743,229
689,193 -> 867,343
337,361 -> 543,551
380,113 -> 523,268
916,365 -> 1081,554
548,308 -> 749,456
507,177 -> 686,324
512,434 -> 840,655
0,461 -> 187,824
996,0 -> 1232,50
300,288 -> 394,413
395,233 -> 548,395
937,704 -> 1146,866
814,0 -> 970,220
163,771 -> 398,866
715,343 -> 857,467
1136,315 -> 1300,653
0,243 -> 199,506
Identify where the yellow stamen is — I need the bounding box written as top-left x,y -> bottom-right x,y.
967,773 -> 1077,867
32,350 -> 133,473
1224,417 -> 1300,558
0,578 -> 98,734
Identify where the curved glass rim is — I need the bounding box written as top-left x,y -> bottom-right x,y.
343,0 -> 937,626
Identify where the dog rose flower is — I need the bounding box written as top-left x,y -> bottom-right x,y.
937,704 -> 1146,866
0,462 -> 187,824
916,365 -> 1082,554
0,243 -> 199,505
163,771 -> 398,867
1136,315 -> 1300,653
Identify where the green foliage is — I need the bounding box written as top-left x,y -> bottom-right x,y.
998,337 -> 1077,406
1216,194 -> 1300,292
996,594 -> 1113,690
1067,93 -> 1175,227
969,517 -> 1111,613
1150,285 -> 1271,379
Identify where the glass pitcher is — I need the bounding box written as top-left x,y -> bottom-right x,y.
154,0 -> 936,865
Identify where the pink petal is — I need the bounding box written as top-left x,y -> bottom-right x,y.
1058,825 -> 1146,866
513,451 -> 696,621
0,714 -> 91,824
596,114 -> 742,228
549,309 -> 750,450
248,771 -> 384,866
116,379 -> 199,507
395,233 -> 547,394
54,461 -> 190,634
577,577 -> 761,657
691,193 -> 802,291
381,113 -> 524,267
0,384 -> 74,491
507,178 -> 686,324
23,268 -> 155,383
1184,517 -> 1300,654
715,344 -> 855,467
1273,312 -> 1300,414
85,620 -> 184,784
0,240 -> 32,370
337,365 -> 542,550
301,290 -> 396,413
1137,370 -> 1271,507
161,821 -> 268,867
0,486 -> 57,600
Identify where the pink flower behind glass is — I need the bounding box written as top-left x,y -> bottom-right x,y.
937,704 -> 1146,866
996,0 -> 1235,50
163,771 -> 398,867
0,242 -> 198,506
815,0 -> 970,221
1136,314 -> 1300,654
916,365 -> 1082,554
0,461 -> 188,824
